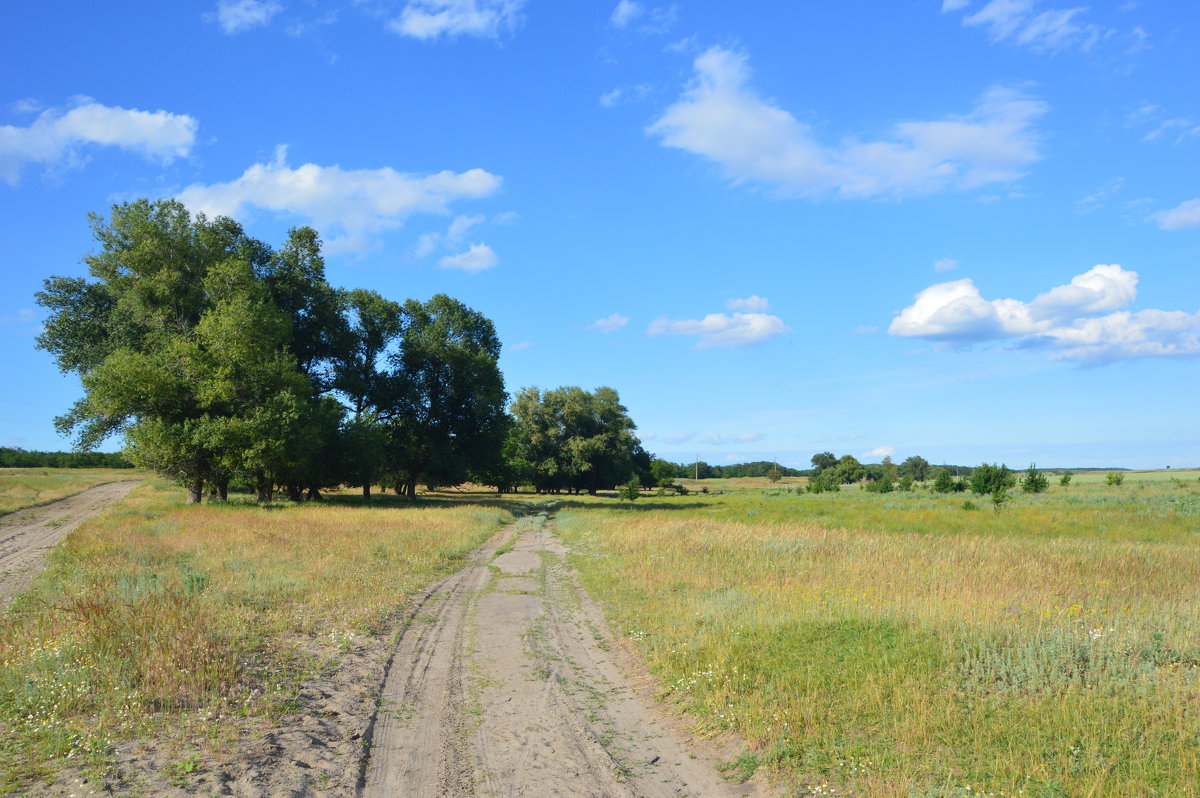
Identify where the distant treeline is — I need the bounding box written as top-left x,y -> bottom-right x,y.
663,457 -> 1128,481
0,447 -> 133,469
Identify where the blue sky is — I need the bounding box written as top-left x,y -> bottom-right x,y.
1,0 -> 1197,469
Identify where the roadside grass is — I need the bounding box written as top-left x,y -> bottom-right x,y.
0,468 -> 143,515
0,479 -> 510,792
556,473 -> 1200,797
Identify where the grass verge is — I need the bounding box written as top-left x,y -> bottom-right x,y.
0,468 -> 143,515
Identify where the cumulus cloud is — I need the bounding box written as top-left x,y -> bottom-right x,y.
934,257 -> 960,273
863,445 -> 895,458
0,98 -> 197,185
214,0 -> 282,34
890,264 -> 1200,364
948,0 -> 1105,52
649,47 -> 1047,199
589,313 -> 630,333
648,309 -> 788,348
438,243 -> 497,272
725,295 -> 769,312
1155,199 -> 1200,231
390,0 -> 523,40
176,146 -> 500,252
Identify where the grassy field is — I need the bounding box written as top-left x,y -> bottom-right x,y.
0,467 -> 144,515
557,471 -> 1200,797
0,479 -> 512,790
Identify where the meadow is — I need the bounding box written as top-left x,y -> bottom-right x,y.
0,478 -> 511,790
0,468 -> 142,515
557,470 -> 1200,797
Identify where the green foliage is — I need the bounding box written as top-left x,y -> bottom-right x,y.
932,468 -> 956,493
899,455 -> 931,482
961,499 -> 979,511
991,486 -> 1011,513
0,447 -> 131,468
1060,471 -> 1073,488
807,472 -> 841,493
864,473 -> 895,493
810,451 -> 837,472
766,468 -> 782,483
650,458 -> 676,488
1021,463 -> 1049,494
1106,472 -> 1125,486
619,476 -> 641,501
897,475 -> 914,491
971,463 -> 1016,495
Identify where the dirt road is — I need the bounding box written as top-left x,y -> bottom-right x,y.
0,480 -> 139,610
362,506 -> 767,798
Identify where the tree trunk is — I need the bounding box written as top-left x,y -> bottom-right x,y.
307,486 -> 322,501
362,483 -> 372,500
217,478 -> 229,502
186,478 -> 203,505
287,484 -> 304,502
405,477 -> 418,500
255,473 -> 273,504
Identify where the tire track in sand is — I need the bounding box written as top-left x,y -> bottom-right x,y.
0,480 -> 140,610
362,506 -> 769,798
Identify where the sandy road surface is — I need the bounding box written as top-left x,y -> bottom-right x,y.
362,506 -> 767,798
0,480 -> 139,610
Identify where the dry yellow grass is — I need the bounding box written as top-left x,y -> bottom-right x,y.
0,479 -> 511,790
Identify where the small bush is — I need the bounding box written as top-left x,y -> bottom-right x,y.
1106,472 -> 1125,486
961,500 -> 979,511
1021,463 -> 1049,494
1059,471 -> 1072,488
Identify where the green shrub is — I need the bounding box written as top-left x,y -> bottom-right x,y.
1021,463 -> 1049,494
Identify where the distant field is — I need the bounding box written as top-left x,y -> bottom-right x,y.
558,471 -> 1200,796
0,467 -> 143,515
0,479 -> 511,791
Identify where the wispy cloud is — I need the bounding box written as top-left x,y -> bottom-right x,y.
946,0 -> 1106,53
212,0 -> 282,34
1155,199 -> 1200,231
706,432 -> 764,445
588,313 -> 630,333
0,98 -> 197,186
725,295 -> 769,312
176,145 -> 500,253
649,47 -> 1047,199
934,257 -> 960,273
890,264 -> 1200,364
609,1 -> 677,33
390,0 -> 524,40
1075,177 -> 1124,213
863,445 -> 895,458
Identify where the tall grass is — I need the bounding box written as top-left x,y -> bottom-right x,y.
0,468 -> 142,515
558,475 -> 1200,796
0,480 -> 510,790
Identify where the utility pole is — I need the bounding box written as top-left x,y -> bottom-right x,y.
694,453 -> 699,481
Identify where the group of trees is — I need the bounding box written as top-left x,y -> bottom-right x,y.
0,447 -> 132,469
496,386 -> 650,494
37,200 -> 511,503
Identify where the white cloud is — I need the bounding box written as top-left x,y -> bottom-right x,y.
706,433 -> 764,445
934,257 -> 960,272
1075,177 -> 1124,213
390,0 -> 523,40
588,313 -> 630,333
599,84 -> 653,108
953,0 -> 1105,52
438,243 -> 498,272
609,0 -> 642,28
1155,199 -> 1200,231
508,340 -> 533,351
890,264 -> 1200,363
942,0 -> 971,10
649,47 -> 1047,199
0,98 -> 197,186
176,146 -> 500,252
863,445 -> 895,458
648,310 -> 788,348
725,295 -> 769,312
214,0 -> 282,34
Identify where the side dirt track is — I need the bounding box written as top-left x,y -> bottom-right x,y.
363,505 -> 767,798
0,480 -> 139,611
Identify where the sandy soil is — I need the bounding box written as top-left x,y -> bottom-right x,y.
363,506 -> 769,798
0,480 -> 139,611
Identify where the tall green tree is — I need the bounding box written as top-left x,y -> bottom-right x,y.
381,294 -> 507,499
